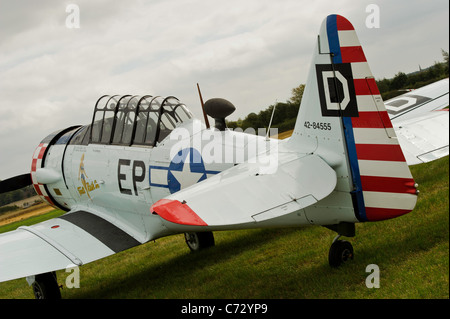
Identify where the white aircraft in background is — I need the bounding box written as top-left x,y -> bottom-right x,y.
1,14 -> 444,299
386,78 -> 449,165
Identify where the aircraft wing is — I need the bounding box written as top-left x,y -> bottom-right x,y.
394,109 -> 449,165
0,210 -> 141,283
151,152 -> 337,228
386,78 -> 449,165
386,78 -> 449,121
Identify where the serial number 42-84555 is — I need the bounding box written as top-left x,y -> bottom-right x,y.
304,121 -> 332,130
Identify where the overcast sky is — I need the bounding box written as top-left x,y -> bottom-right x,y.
0,0 -> 448,179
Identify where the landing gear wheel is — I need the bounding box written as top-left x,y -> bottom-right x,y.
31,272 -> 61,299
329,239 -> 354,268
184,232 -> 215,252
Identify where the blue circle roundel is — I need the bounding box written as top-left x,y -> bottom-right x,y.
167,148 -> 208,194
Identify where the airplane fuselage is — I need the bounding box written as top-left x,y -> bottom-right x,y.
31,118 -> 284,243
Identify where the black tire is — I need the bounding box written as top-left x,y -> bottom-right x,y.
328,240 -> 354,268
32,272 -> 61,299
184,232 -> 215,252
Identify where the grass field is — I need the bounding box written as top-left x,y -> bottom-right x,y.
0,156 -> 448,299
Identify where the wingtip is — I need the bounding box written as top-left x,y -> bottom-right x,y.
151,199 -> 208,226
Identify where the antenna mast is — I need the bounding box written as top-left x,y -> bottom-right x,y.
266,101 -> 277,140
197,83 -> 210,129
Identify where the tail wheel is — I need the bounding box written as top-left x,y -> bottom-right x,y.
184,232 -> 215,252
329,239 -> 354,268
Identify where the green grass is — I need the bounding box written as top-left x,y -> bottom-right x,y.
0,209 -> 65,234
0,157 -> 448,299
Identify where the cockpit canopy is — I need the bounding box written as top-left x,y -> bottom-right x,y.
88,95 -> 192,147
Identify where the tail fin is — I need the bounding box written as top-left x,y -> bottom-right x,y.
289,14 -> 418,222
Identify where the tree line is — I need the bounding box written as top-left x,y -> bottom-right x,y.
377,49 -> 449,100
227,49 -> 449,133
0,184 -> 36,212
